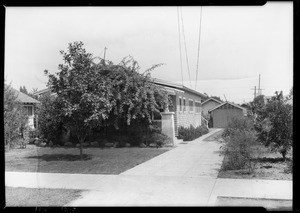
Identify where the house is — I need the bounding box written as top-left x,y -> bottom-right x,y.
201,97 -> 223,117
34,78 -> 208,139
12,88 -> 40,129
208,102 -> 247,128
152,78 -> 208,136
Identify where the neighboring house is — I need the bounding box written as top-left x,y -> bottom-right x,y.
208,102 -> 247,128
12,88 -> 40,129
34,78 -> 208,137
153,78 -> 207,136
201,97 -> 223,117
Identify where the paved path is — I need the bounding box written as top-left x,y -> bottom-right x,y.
5,128 -> 293,207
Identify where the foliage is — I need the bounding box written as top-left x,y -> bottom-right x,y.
253,91 -> 293,160
222,116 -> 254,139
4,82 -> 29,149
44,41 -> 169,158
178,124 -> 209,141
148,132 -> 171,147
19,85 -> 28,94
221,116 -> 259,173
36,93 -> 65,145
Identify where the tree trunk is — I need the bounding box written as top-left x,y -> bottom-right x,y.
281,150 -> 286,161
80,140 -> 83,160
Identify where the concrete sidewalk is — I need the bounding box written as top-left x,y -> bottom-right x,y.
5,171 -> 292,206
5,128 -> 293,206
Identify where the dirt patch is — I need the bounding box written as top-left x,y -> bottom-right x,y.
215,196 -> 292,210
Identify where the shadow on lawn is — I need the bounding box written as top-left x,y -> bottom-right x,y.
26,154 -> 92,161
254,157 -> 291,163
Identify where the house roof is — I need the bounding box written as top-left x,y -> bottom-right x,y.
152,78 -> 207,99
201,97 -> 223,105
11,88 -> 40,104
208,101 -> 246,112
34,78 -> 208,99
32,87 -> 51,96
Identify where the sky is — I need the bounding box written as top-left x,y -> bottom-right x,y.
5,2 -> 293,104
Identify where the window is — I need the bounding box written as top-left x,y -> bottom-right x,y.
183,98 -> 186,112
189,99 -> 194,112
179,97 -> 182,112
195,101 -> 201,113
23,106 -> 33,116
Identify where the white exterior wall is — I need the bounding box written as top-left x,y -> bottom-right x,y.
176,92 -> 202,129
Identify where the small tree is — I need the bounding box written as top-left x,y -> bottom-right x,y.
45,41 -> 169,159
255,91 -> 293,160
4,82 -> 29,149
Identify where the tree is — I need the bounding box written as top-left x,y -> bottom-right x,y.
45,41 -> 168,159
5,81 -> 29,149
255,91 -> 293,160
37,93 -> 64,144
19,85 -> 28,94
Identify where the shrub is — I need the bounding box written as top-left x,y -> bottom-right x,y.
4,83 -> 29,149
221,116 -> 260,173
178,124 -> 209,141
148,132 -> 171,147
37,93 -> 64,145
222,116 -> 254,138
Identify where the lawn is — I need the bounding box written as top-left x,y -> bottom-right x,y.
5,187 -> 84,206
204,130 -> 292,180
215,196 -> 292,210
5,145 -> 171,174
203,129 -> 224,142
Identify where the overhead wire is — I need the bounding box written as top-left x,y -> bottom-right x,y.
195,6 -> 203,90
179,7 -> 192,88
177,7 -> 184,86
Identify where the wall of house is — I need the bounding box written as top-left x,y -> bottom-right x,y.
202,100 -> 222,116
210,108 -> 243,128
175,92 -> 202,133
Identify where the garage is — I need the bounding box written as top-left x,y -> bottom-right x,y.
208,102 -> 247,128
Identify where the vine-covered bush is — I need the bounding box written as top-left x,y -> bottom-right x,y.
177,124 -> 209,141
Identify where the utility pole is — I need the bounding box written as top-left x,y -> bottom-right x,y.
257,74 -> 264,96
251,86 -> 257,99
103,47 -> 108,61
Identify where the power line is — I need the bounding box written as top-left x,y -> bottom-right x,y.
179,7 -> 192,88
177,7 -> 184,86
195,6 -> 203,90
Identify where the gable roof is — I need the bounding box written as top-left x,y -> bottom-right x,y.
152,78 -> 207,99
208,101 -> 246,112
34,78 -> 208,100
11,88 -> 40,104
201,97 -> 223,105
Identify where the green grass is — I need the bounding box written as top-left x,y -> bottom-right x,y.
5,187 -> 84,206
203,129 -> 224,142
5,145 -> 171,174
215,196 -> 292,210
